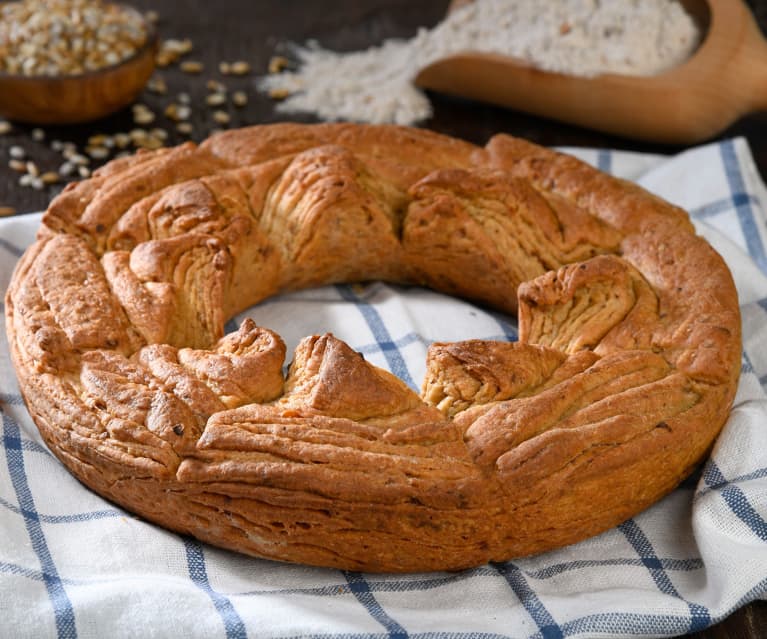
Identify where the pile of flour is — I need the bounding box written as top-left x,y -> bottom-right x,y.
259,0 -> 700,126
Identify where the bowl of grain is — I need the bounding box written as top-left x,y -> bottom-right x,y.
0,0 -> 157,124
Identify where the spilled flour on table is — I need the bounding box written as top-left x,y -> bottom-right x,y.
259,0 -> 700,125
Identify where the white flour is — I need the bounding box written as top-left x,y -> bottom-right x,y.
259,0 -> 700,126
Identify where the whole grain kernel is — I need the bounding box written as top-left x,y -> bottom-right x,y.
31,176 -> 44,190
9,146 -> 26,159
218,61 -> 231,74
268,56 -> 290,74
78,166 -> 91,178
31,128 -> 45,141
59,161 -> 75,176
165,104 -> 191,121
206,93 -> 226,106
86,146 -> 109,160
0,121 -> 12,135
268,88 -> 291,100
134,111 -> 155,125
232,91 -> 248,107
180,60 -> 203,74
129,128 -> 148,142
155,51 -> 174,67
140,136 -> 164,150
167,38 -> 193,54
0,206 -> 16,217
177,92 -> 191,105
9,159 -> 26,172
18,174 -> 34,187
147,76 -> 168,95
113,133 -> 131,149
176,122 -> 193,135
41,171 -> 60,184
206,79 -> 226,93
229,61 -> 251,75
212,110 -> 231,125
25,161 -> 39,177
156,38 -> 193,67
132,104 -> 156,125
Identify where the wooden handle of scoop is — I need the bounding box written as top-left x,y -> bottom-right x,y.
739,15 -> 767,114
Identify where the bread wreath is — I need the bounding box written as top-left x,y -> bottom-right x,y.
6,124 -> 740,572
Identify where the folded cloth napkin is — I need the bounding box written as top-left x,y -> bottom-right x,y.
1,137 -> 766,639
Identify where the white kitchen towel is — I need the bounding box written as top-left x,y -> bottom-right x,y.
0,137 -> 765,639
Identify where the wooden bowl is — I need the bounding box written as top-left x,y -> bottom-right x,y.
415,0 -> 767,144
0,11 -> 157,125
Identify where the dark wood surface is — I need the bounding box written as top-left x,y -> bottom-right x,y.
1,2 -> 765,636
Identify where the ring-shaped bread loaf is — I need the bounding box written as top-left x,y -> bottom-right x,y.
6,124 -> 741,572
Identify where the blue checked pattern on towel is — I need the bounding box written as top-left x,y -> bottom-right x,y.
1,138 -> 766,639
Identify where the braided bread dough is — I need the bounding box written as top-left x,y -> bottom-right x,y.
6,124 -> 741,572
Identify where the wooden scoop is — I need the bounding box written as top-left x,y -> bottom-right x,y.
415,0 -> 767,144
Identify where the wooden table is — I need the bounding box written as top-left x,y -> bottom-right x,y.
0,2 -> 765,636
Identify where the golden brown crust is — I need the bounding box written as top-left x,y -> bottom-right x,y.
5,123 -> 741,572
